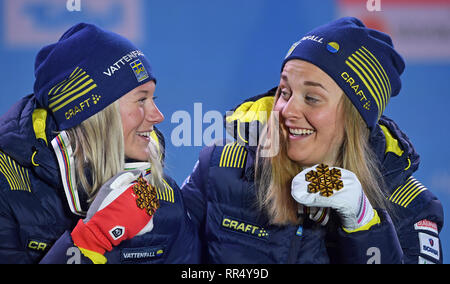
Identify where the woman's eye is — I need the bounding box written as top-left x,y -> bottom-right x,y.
280,90 -> 291,100
305,95 -> 319,103
138,97 -> 147,104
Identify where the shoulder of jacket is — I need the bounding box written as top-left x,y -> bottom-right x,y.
0,150 -> 32,193
209,140 -> 249,169
153,173 -> 180,204
388,176 -> 435,210
161,174 -> 180,191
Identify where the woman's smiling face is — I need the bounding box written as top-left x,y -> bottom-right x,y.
118,81 -> 164,161
274,59 -> 345,167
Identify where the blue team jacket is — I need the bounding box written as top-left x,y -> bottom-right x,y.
0,95 -> 200,264
181,89 -> 444,264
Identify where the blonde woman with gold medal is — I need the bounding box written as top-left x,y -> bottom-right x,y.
181,17 -> 443,264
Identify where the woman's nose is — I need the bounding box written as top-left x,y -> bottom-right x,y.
145,101 -> 165,124
281,95 -> 303,121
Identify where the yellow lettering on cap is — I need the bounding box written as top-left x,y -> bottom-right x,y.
341,70 -> 370,106
64,97 -> 95,120
348,78 -> 355,86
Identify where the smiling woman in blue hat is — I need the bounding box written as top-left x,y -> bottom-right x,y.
0,23 -> 199,264
182,17 -> 443,264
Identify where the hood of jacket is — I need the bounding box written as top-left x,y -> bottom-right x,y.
0,94 -> 62,189
224,87 -> 420,194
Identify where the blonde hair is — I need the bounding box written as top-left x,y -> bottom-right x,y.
65,101 -> 165,201
65,102 -> 125,200
147,131 -> 164,190
255,88 -> 388,225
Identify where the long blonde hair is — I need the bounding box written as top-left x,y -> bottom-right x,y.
65,102 -> 125,200
255,88 -> 388,225
147,131 -> 164,190
65,101 -> 165,201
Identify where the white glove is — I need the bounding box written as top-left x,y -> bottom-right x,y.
291,164 -> 379,232
299,205 -> 330,226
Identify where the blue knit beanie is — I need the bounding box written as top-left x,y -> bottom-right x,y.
282,17 -> 405,130
34,23 -> 156,130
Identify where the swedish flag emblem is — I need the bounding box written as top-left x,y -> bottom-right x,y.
130,59 -> 149,82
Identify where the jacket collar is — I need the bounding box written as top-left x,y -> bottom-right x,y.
51,129 -> 153,217
370,116 -> 420,192
0,95 -> 62,189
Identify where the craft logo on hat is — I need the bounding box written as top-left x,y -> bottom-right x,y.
344,45 -> 392,119
130,59 -> 149,82
34,23 -> 156,131
281,17 -> 405,130
47,66 -> 99,121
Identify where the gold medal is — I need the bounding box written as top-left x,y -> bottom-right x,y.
133,176 -> 160,217
305,164 -> 344,197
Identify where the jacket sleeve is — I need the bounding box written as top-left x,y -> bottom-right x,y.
39,230 -> 94,264
393,189 -> 444,264
0,191 -> 34,263
180,145 -> 215,228
334,209 -> 404,264
180,145 -> 215,263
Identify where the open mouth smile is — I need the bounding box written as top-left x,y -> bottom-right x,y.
136,130 -> 153,140
288,127 -> 316,140
288,128 -> 316,137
